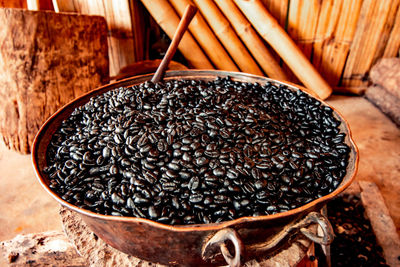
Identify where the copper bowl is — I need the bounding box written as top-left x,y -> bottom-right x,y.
32,70 -> 358,266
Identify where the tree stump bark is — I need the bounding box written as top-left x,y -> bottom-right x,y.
0,8 -> 109,154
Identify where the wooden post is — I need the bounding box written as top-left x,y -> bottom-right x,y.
0,8 -> 109,154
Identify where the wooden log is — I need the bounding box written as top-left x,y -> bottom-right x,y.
193,0 -> 263,75
234,0 -> 332,100
53,0 -> 143,77
140,0 -> 213,69
341,0 -> 399,93
312,0 -> 362,88
0,8 -> 109,154
215,0 -> 288,80
169,0 -> 239,72
261,0 -> 299,83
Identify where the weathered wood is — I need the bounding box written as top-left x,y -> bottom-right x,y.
341,0 -> 399,93
383,6 -> 400,58
0,8 -> 109,154
312,0 -> 362,88
287,0 -> 322,59
53,0 -> 143,76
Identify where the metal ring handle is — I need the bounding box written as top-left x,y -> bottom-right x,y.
299,211 -> 334,246
202,228 -> 244,267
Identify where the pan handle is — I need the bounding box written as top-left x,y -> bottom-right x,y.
202,211 -> 334,266
202,228 -> 244,267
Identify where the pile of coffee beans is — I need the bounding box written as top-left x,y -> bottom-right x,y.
44,77 -> 350,225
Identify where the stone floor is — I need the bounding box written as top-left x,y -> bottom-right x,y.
0,95 -> 399,243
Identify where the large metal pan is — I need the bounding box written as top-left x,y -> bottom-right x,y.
32,70 -> 358,266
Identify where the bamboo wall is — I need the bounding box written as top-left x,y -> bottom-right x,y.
1,0 -> 399,94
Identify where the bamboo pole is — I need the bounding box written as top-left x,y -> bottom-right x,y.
193,0 -> 263,75
261,0 -> 300,83
261,0 -> 288,28
234,0 -> 332,100
169,0 -> 238,71
141,0 -> 213,69
214,0 -> 288,81
312,0 -> 362,89
341,0 -> 397,93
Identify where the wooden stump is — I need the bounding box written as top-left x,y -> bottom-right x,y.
0,8 -> 109,154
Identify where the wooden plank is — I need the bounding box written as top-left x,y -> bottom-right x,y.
215,0 -> 288,80
140,0 -> 213,69
383,2 -> 400,58
341,0 -> 397,93
312,0 -> 362,88
0,8 -> 108,153
129,0 -> 147,62
193,0 -> 263,75
371,1 -> 400,63
169,0 -> 239,71
287,0 -> 322,59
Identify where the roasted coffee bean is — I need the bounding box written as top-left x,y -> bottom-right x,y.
45,76 -> 350,226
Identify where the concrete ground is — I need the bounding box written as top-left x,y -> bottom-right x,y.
0,95 -> 399,242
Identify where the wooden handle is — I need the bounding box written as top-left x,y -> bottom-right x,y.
234,0 -> 332,99
151,4 -> 197,83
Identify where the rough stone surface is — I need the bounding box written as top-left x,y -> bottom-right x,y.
369,58 -> 400,99
0,231 -> 86,266
365,85 -> 400,126
60,207 -> 313,266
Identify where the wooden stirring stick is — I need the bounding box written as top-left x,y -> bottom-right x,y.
151,4 -> 198,83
